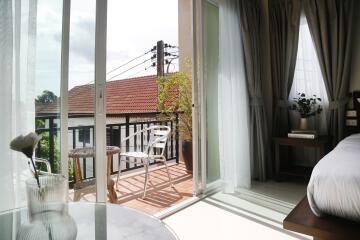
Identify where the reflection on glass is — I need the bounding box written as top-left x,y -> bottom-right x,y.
65,0 -> 97,201
204,1 -> 220,184
17,175 -> 77,240
35,0 -> 63,175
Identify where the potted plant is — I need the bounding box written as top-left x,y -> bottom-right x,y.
289,93 -> 323,130
157,71 -> 193,172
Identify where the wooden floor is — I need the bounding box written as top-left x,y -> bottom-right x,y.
68,161 -> 193,215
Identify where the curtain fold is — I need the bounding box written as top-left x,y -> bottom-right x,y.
238,0 -> 269,181
0,0 -> 37,212
218,0 -> 251,191
304,0 -> 355,144
269,0 -> 301,137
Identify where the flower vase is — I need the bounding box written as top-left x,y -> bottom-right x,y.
17,175 -> 77,240
299,117 -> 309,130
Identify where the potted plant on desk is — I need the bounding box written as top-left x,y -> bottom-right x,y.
289,93 -> 323,130
158,71 -> 193,173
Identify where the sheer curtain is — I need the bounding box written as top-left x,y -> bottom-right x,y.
288,14 -> 329,165
0,0 -> 37,211
218,0 -> 251,192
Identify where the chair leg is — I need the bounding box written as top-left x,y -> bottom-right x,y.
116,157 -> 122,189
163,158 -> 174,188
142,162 -> 150,199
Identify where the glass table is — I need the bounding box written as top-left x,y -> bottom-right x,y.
0,202 -> 178,240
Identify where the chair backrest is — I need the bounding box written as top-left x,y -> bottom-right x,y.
30,158 -> 52,175
144,125 -> 171,156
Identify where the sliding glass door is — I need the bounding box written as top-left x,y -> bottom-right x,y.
63,0 -> 108,202
192,0 -> 221,195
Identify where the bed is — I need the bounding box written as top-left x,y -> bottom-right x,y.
307,133 -> 360,222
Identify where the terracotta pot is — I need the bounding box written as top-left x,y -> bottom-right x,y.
182,140 -> 193,173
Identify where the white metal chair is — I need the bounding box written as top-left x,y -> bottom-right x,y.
116,125 -> 174,198
29,158 -> 52,175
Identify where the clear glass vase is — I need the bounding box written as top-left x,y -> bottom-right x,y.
17,175 -> 77,240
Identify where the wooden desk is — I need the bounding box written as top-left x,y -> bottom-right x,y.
274,136 -> 330,179
284,197 -> 360,240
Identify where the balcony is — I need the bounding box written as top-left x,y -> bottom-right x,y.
69,161 -> 192,215
35,112 -> 193,215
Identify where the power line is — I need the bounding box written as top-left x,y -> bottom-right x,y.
126,63 -> 156,78
106,49 -> 153,75
107,57 -> 154,81
164,43 -> 178,49
80,42 -> 176,84
166,57 -> 178,74
166,50 -> 179,54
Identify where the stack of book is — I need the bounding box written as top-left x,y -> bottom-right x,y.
288,130 -> 317,139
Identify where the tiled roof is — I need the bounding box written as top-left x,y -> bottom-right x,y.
36,75 -> 160,115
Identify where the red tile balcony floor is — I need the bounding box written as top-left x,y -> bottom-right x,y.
69,161 -> 193,215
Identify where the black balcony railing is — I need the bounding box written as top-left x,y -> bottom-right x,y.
35,113 -> 179,183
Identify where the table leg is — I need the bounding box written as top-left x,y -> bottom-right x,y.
275,143 -> 280,181
319,145 -> 326,158
73,157 -> 82,189
107,154 -> 117,203
107,154 -> 112,177
107,178 -> 117,203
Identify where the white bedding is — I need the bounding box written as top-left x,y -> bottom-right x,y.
307,133 -> 360,221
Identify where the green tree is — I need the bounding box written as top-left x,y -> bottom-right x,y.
36,90 -> 58,104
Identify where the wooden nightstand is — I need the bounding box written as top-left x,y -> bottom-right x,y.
274,136 -> 330,180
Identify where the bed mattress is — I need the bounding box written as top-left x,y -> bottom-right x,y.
307,133 -> 360,222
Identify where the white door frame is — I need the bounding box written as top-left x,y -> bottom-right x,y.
94,0 -> 108,203
60,0 -> 70,182
192,0 -> 206,196
192,0 -> 222,196
60,0 -> 108,202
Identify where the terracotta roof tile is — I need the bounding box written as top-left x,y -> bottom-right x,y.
36,75 -> 160,115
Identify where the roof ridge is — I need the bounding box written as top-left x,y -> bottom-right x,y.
69,74 -> 158,91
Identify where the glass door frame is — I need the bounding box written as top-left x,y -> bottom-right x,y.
61,0 -> 220,204
60,0 -> 70,187
192,0 -> 205,196
60,0 -> 108,203
192,0 -> 222,196
94,0 -> 108,203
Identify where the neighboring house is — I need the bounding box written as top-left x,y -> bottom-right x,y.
36,75 -> 162,149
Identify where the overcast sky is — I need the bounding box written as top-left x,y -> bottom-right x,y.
35,0 -> 178,96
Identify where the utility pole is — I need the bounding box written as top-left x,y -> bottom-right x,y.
156,40 -> 165,77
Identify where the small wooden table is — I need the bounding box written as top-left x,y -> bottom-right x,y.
274,136 -> 330,179
284,197 -> 360,240
68,146 -> 120,203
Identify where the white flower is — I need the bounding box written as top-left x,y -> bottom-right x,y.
10,132 -> 42,158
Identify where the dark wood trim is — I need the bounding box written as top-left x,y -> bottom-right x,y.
284,197 -> 360,240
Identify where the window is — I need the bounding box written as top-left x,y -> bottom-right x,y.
78,128 -> 90,144
289,15 -> 328,134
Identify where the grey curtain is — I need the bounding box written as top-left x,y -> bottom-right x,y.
269,0 -> 301,137
239,0 -> 269,181
304,0 -> 354,144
